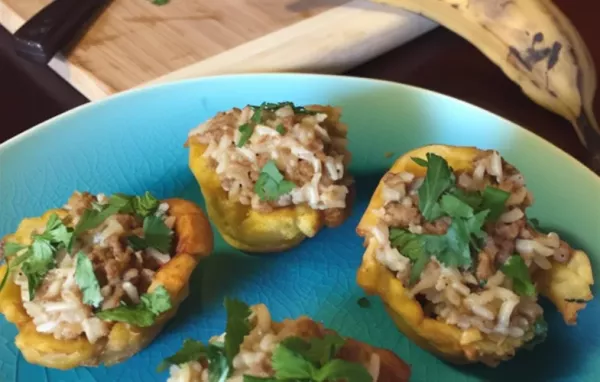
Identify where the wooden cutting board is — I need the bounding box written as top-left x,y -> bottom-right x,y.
0,0 -> 437,100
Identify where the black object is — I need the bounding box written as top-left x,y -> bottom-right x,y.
13,0 -> 111,64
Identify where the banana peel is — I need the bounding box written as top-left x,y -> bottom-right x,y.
369,0 -> 600,171
356,144 -> 594,366
0,198 -> 214,370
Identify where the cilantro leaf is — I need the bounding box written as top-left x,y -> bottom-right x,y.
440,219 -> 473,268
411,157 -> 428,167
501,255 -> 536,297
251,102 -> 318,115
254,160 -> 296,201
414,153 -> 456,221
528,217 -> 542,231
141,285 -> 172,315
2,212 -> 102,298
74,192 -> 161,237
304,333 -> 345,366
96,305 -> 156,327
389,228 -> 442,284
74,204 -> 121,235
451,188 -> 484,209
272,344 -> 317,379
132,191 -> 161,217
237,123 -> 254,147
151,0 -> 169,5
22,236 -> 57,300
440,193 -> 475,218
0,267 -> 9,292
96,285 -> 172,327
3,242 -> 26,257
207,343 -> 230,382
251,107 -> 264,124
480,186 -> 510,221
273,333 -> 371,382
243,376 -> 277,382
524,316 -> 548,350
275,124 -> 286,134
223,297 -> 252,370
314,359 -> 373,382
75,252 -> 103,308
357,297 -> 371,308
157,339 -> 207,372
127,215 -> 172,253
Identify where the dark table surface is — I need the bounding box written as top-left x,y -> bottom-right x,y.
1,0 -> 599,170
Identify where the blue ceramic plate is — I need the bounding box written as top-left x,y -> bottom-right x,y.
0,74 -> 598,382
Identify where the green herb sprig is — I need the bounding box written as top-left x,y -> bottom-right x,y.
157,297 -> 252,380
501,254 -> 536,297
1,214 -> 74,300
254,160 -> 296,201
158,298 -> 372,382
96,285 -> 172,327
236,102 -> 317,147
390,153 -> 512,285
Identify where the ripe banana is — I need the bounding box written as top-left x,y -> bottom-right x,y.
369,0 -> 600,172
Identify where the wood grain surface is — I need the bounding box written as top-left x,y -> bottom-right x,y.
1,0 -> 598,171
0,0 -> 435,100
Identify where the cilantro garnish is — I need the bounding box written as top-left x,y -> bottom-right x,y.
75,251 -> 103,308
127,215 -> 173,253
157,339 -> 207,372
3,242 -> 27,257
271,333 -> 371,382
275,123 -> 286,135
389,208 -> 488,284
250,102 -> 318,115
1,214 -> 74,300
390,228 -> 441,284
235,104 -> 265,147
224,297 -> 252,368
157,297 -> 251,380
254,160 -> 296,201
357,297 -> 371,308
412,153 -> 456,221
74,191 -> 161,237
237,123 -> 254,147
501,255 -> 536,297
150,0 -> 169,5
96,285 -> 172,327
480,186 -> 511,221
73,203 -> 122,236
412,154 -> 510,223
157,298 -> 370,382
395,153 -> 516,283
524,316 -> 548,350
236,102 -> 317,147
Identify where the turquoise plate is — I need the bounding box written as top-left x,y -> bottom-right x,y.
0,74 -> 598,382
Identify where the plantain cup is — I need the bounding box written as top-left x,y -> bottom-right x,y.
0,195 -> 213,370
186,103 -> 353,253
356,144 -> 594,366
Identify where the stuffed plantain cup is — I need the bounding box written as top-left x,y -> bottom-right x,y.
186,102 -> 354,253
356,144 -> 594,367
158,298 -> 411,382
0,191 -> 213,370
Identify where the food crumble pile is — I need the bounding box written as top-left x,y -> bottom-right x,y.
187,102 -> 353,214
160,299 -> 379,382
0,191 -> 175,343
369,150 -> 574,355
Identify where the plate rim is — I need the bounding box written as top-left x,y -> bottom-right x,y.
0,72 -> 597,186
